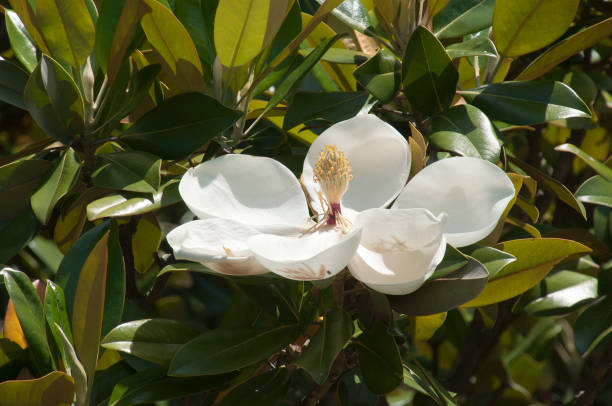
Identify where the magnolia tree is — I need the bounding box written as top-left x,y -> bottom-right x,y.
0,0 -> 611,405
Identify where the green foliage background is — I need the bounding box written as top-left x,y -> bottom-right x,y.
0,0 -> 611,405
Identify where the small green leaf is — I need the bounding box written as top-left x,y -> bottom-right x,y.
102,319 -> 205,365
434,0 -> 495,39
355,324 -> 403,395
353,49 -> 400,103
5,10 -> 37,73
459,81 -> 591,126
446,36 -> 497,59
402,26 -> 458,115
169,324 -> 297,376
121,93 -> 241,159
0,371 -> 75,406
429,104 -> 501,162
296,308 -> 353,384
284,91 -> 368,130
0,58 -> 29,109
575,176 -> 612,208
31,148 -> 81,224
555,143 -> 612,182
92,151 -> 161,194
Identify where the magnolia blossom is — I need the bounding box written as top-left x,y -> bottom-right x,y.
167,114 -> 515,295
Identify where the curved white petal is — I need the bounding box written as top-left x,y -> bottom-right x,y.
393,157 -> 515,247
167,219 -> 268,275
302,114 -> 410,213
348,208 -> 446,295
248,228 -> 362,280
179,154 -> 309,228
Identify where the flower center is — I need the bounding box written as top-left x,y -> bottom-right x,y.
313,145 -> 353,229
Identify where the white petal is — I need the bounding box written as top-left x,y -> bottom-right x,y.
167,219 -> 268,275
348,208 -> 446,295
179,154 -> 309,228
393,157 -> 515,247
302,114 -> 410,213
248,228 -> 362,280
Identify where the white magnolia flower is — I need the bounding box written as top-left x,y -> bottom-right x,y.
167,114 -> 515,295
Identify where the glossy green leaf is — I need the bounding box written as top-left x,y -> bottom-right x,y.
169,324 -> 297,376
429,104 -> 500,162
217,368 -> 293,406
430,245 -> 468,279
462,238 -> 591,307
24,55 -> 85,144
0,208 -> 37,263
0,159 -> 53,221
1,268 -> 54,375
132,215 -> 162,274
575,176 -> 612,208
174,0 -> 217,66
556,144 -> 612,182
35,0 -> 95,68
492,0 -> 579,57
404,363 -> 458,405
460,81 -> 591,126
389,258 -> 488,316
121,93 -> 240,159
516,18 -> 612,81
510,156 -> 587,218
446,36 -> 497,59
402,26 -> 458,115
102,319 -> 205,365
515,271 -> 598,316
0,371 -> 75,406
574,295 -> 612,355
31,148 -> 81,224
284,91 -> 368,130
109,368 -> 235,406
355,324 -> 403,394
44,281 -> 73,356
434,0 -> 495,39
322,0 -> 370,32
296,308 -> 353,384
463,246 -> 516,278
353,49 -> 400,103
0,58 -> 29,109
4,10 -> 37,73
86,180 -> 180,220
92,151 -> 161,194
140,0 -> 205,93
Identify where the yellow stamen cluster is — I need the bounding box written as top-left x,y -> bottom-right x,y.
313,145 -> 353,205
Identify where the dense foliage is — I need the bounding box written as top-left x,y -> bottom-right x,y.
0,0 -> 611,405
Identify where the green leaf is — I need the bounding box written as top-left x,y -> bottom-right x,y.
86,181 -> 180,220
430,245 -> 468,279
402,26 -> 458,115
121,93 -> 241,159
0,208 -> 37,263
0,371 -> 75,406
555,143 -> 612,182
296,308 -> 353,384
434,0 -> 495,39
174,0 -> 217,66
429,104 -> 500,162
321,0 -> 370,32
460,81 -> 591,126
574,295 -> 612,355
92,151 -> 161,194
575,176 -> 612,208
140,0 -> 205,93
1,268 -> 54,375
509,156 -> 587,218
338,369 -> 380,406
132,215 -> 162,274
35,0 -> 95,68
389,258 -> 489,316
44,281 -> 73,357
0,159 -> 52,221
169,324 -> 297,376
31,148 -> 81,224
102,319 -> 205,365
24,55 -> 85,144
354,324 -> 403,395
516,18 -> 612,81
353,49 -> 400,103
515,271 -> 598,316
0,58 -> 29,109
463,246 -> 516,278
462,238 -> 592,307
446,36 -> 497,59
404,362 -> 458,405
217,368 -> 292,406
4,10 -> 37,73
284,91 -> 368,130
55,323 -> 87,406
492,0 -> 580,57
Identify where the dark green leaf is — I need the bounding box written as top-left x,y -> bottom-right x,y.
555,143 -> 612,182
0,208 -> 37,263
574,295 -> 612,355
175,0 -> 217,66
389,258 -> 488,316
353,49 -> 400,103
446,36 -> 497,59
92,151 -> 161,193
0,159 -> 52,221
459,81 -> 591,126
44,282 -> 73,362
296,308 -> 353,384
284,91 -> 368,130
402,26 -> 458,115
338,369 -> 381,406
102,319 -> 205,365
575,175 -> 612,208
430,245 -> 468,279
434,0 -> 495,39
217,369 -> 292,406
429,104 -> 500,162
169,324 -> 297,376
121,93 -> 241,159
0,58 -> 29,109
5,10 -> 37,73
355,324 -> 403,394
